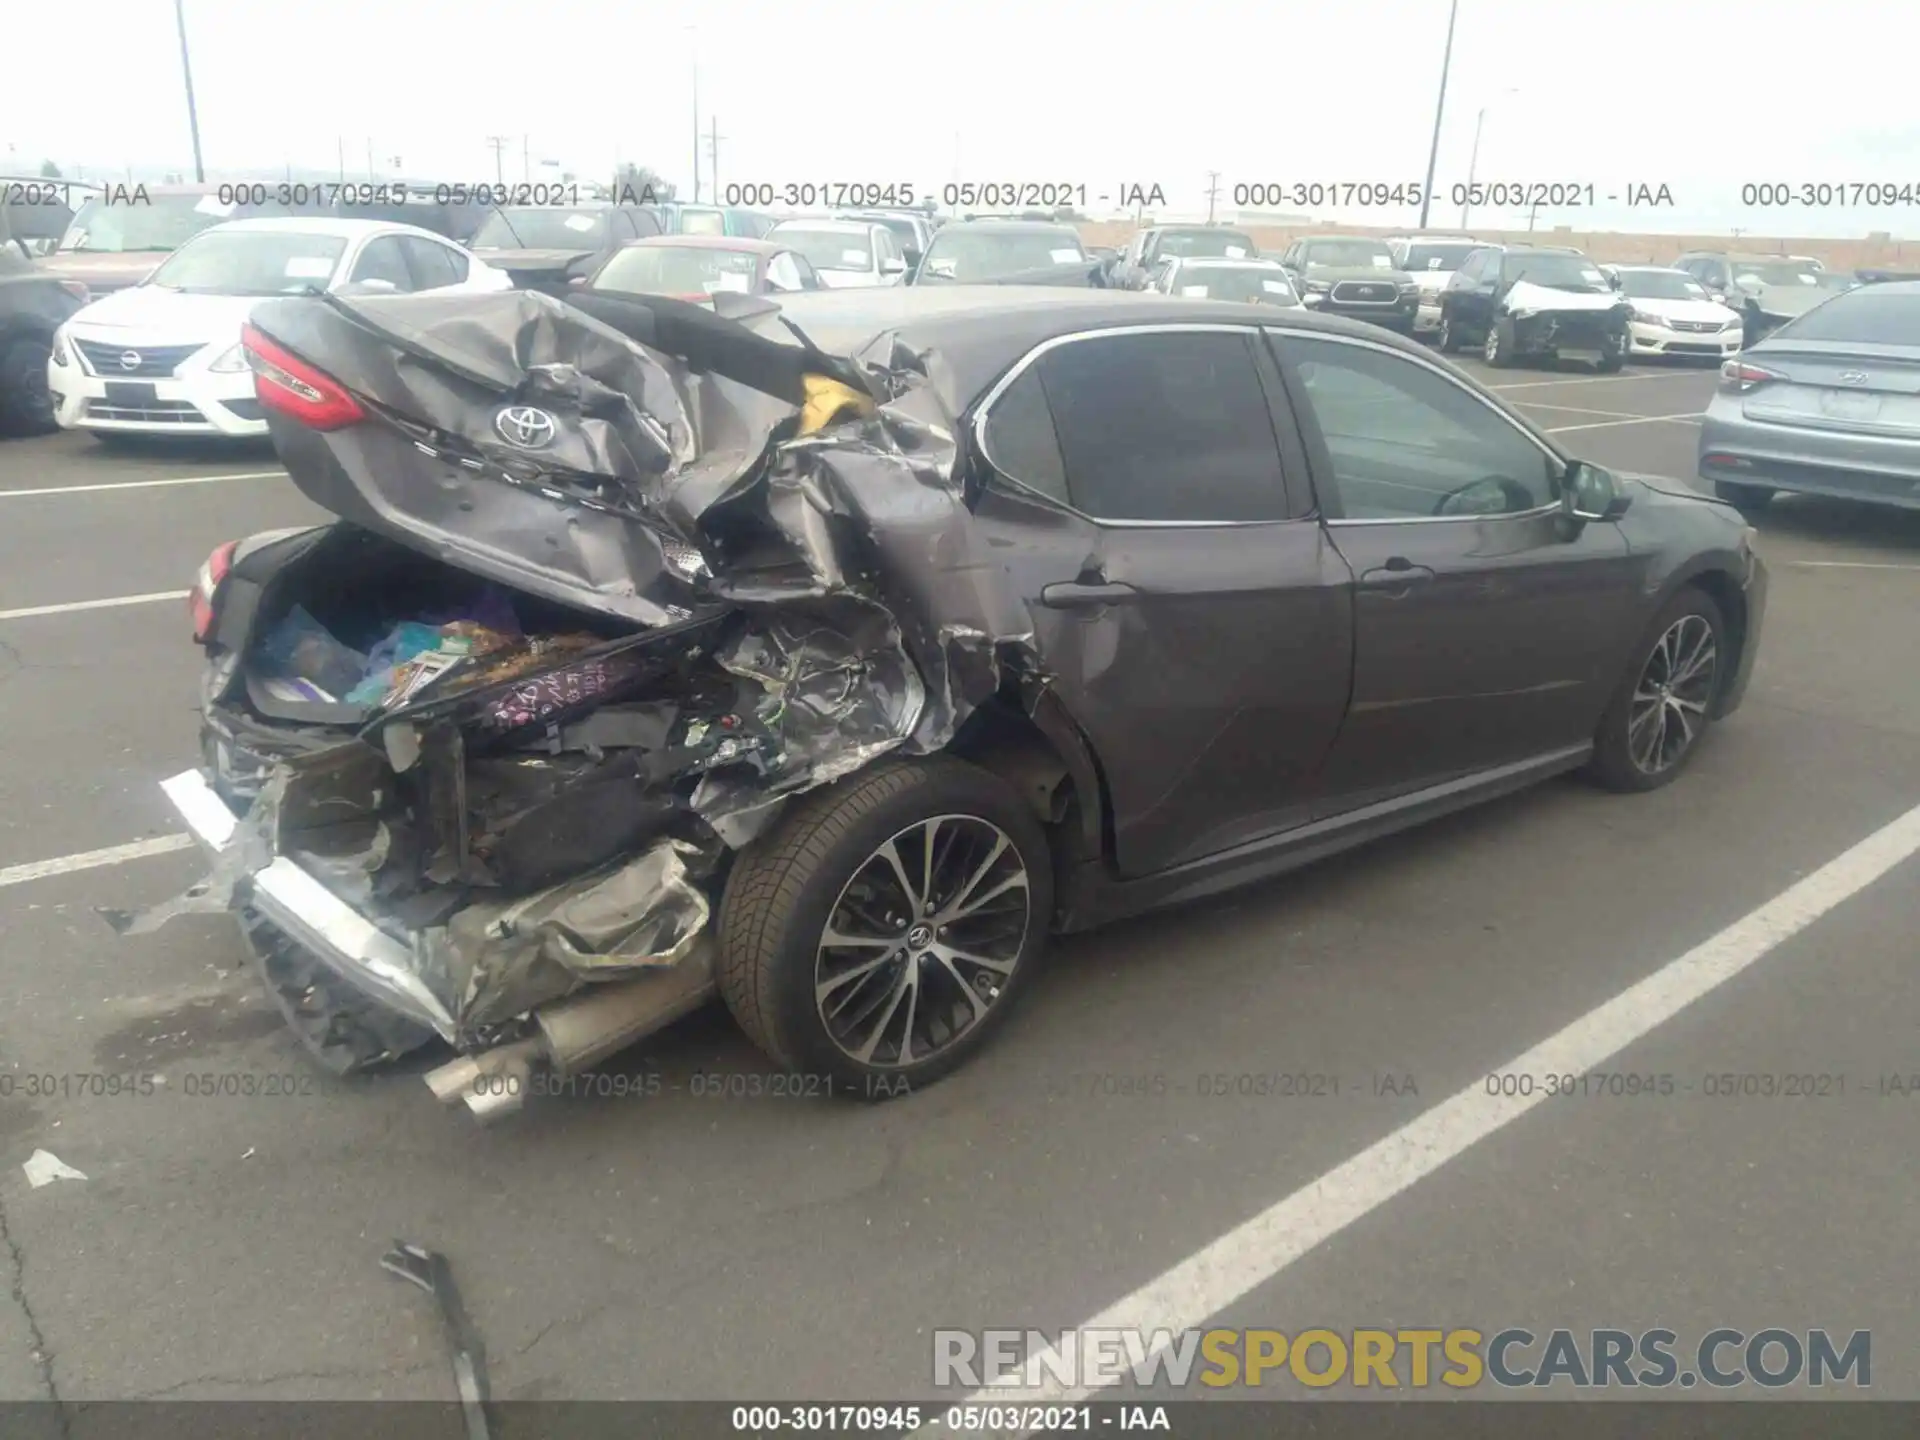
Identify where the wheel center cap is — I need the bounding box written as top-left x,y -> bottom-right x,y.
907,923 -> 934,950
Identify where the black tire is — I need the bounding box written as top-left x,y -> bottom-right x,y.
1712,479 -> 1774,514
0,337 -> 58,436
717,756 -> 1054,1096
1585,587 -> 1728,794
1436,314 -> 1461,353
1483,319 -> 1514,368
1596,335 -> 1626,373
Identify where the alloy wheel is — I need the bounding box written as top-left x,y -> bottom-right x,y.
1483,326 -> 1499,363
813,814 -> 1031,1069
1628,614 -> 1718,775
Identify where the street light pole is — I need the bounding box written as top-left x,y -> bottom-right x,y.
173,0 -> 206,182
689,29 -> 701,205
1415,0 -> 1460,230
1461,108 -> 1488,229
1460,87 -> 1518,230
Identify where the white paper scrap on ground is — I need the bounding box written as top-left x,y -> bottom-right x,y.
23,1150 -> 87,1187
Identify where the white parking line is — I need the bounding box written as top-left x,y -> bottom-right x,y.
1789,561 -> 1920,571
1506,401 -> 1650,418
0,471 -> 284,500
0,590 -> 190,622
1487,372 -> 1702,391
952,797 -> 1920,1421
1544,412 -> 1704,434
0,834 -> 195,890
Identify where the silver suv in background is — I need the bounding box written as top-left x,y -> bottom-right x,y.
1386,234 -> 1486,338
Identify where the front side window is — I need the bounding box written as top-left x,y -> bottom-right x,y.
1280,334 -> 1559,520
1027,331 -> 1289,523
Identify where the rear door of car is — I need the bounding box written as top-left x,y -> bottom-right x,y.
967,322 -> 1354,878
1266,327 -> 1642,814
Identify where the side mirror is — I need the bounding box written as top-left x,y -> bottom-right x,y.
567,274 -> 588,289
1561,461 -> 1631,528
342,277 -> 400,295
881,256 -> 907,276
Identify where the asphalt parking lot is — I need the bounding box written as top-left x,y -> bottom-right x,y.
2,353 -> 1919,1412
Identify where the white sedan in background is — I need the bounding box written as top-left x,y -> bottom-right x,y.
1605,264 -> 1745,361
48,217 -> 510,439
765,218 -> 908,288
1150,256 -> 1300,307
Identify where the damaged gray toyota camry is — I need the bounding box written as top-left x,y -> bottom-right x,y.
119,281 -> 1769,1123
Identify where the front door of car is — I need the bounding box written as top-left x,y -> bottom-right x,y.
1268,329 -> 1642,815
1447,250 -> 1499,335
969,325 -> 1353,878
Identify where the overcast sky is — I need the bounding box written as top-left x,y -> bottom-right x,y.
4,0 -> 1915,237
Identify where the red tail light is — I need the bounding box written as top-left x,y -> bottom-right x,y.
1720,359 -> 1782,393
240,323 -> 365,430
189,540 -> 239,643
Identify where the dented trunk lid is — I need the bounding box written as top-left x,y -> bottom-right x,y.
244,289 -> 811,628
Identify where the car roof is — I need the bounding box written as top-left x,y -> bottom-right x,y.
1172,256 -> 1286,268
766,285 -> 1439,412
1157,224 -> 1253,235
494,200 -> 631,211
203,216 -> 440,239
1614,264 -> 1687,273
625,234 -> 786,256
942,218 -> 1076,230
771,218 -> 876,234
1299,234 -> 1393,244
1680,250 -> 1802,262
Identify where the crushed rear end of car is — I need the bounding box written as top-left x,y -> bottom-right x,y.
117,285 -> 1040,1122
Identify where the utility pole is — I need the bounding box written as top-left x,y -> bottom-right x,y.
173,0 -> 206,182
336,137 -> 346,182
706,118 -> 726,202
366,139 -> 374,178
1416,0 -> 1460,230
690,36 -> 701,204
1205,171 -> 1222,224
485,136 -> 509,184
1527,198 -> 1540,231
523,135 -> 531,183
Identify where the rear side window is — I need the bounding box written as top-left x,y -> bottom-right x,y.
979,367 -> 1069,504
401,236 -> 465,288
1034,331 -> 1289,523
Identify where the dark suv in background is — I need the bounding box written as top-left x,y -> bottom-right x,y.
0,203 -> 88,434
1437,243 -> 1631,370
1277,236 -> 1420,331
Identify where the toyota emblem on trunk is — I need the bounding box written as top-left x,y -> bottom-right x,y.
1839,370 -> 1870,385
494,405 -> 557,449
119,351 -> 143,371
